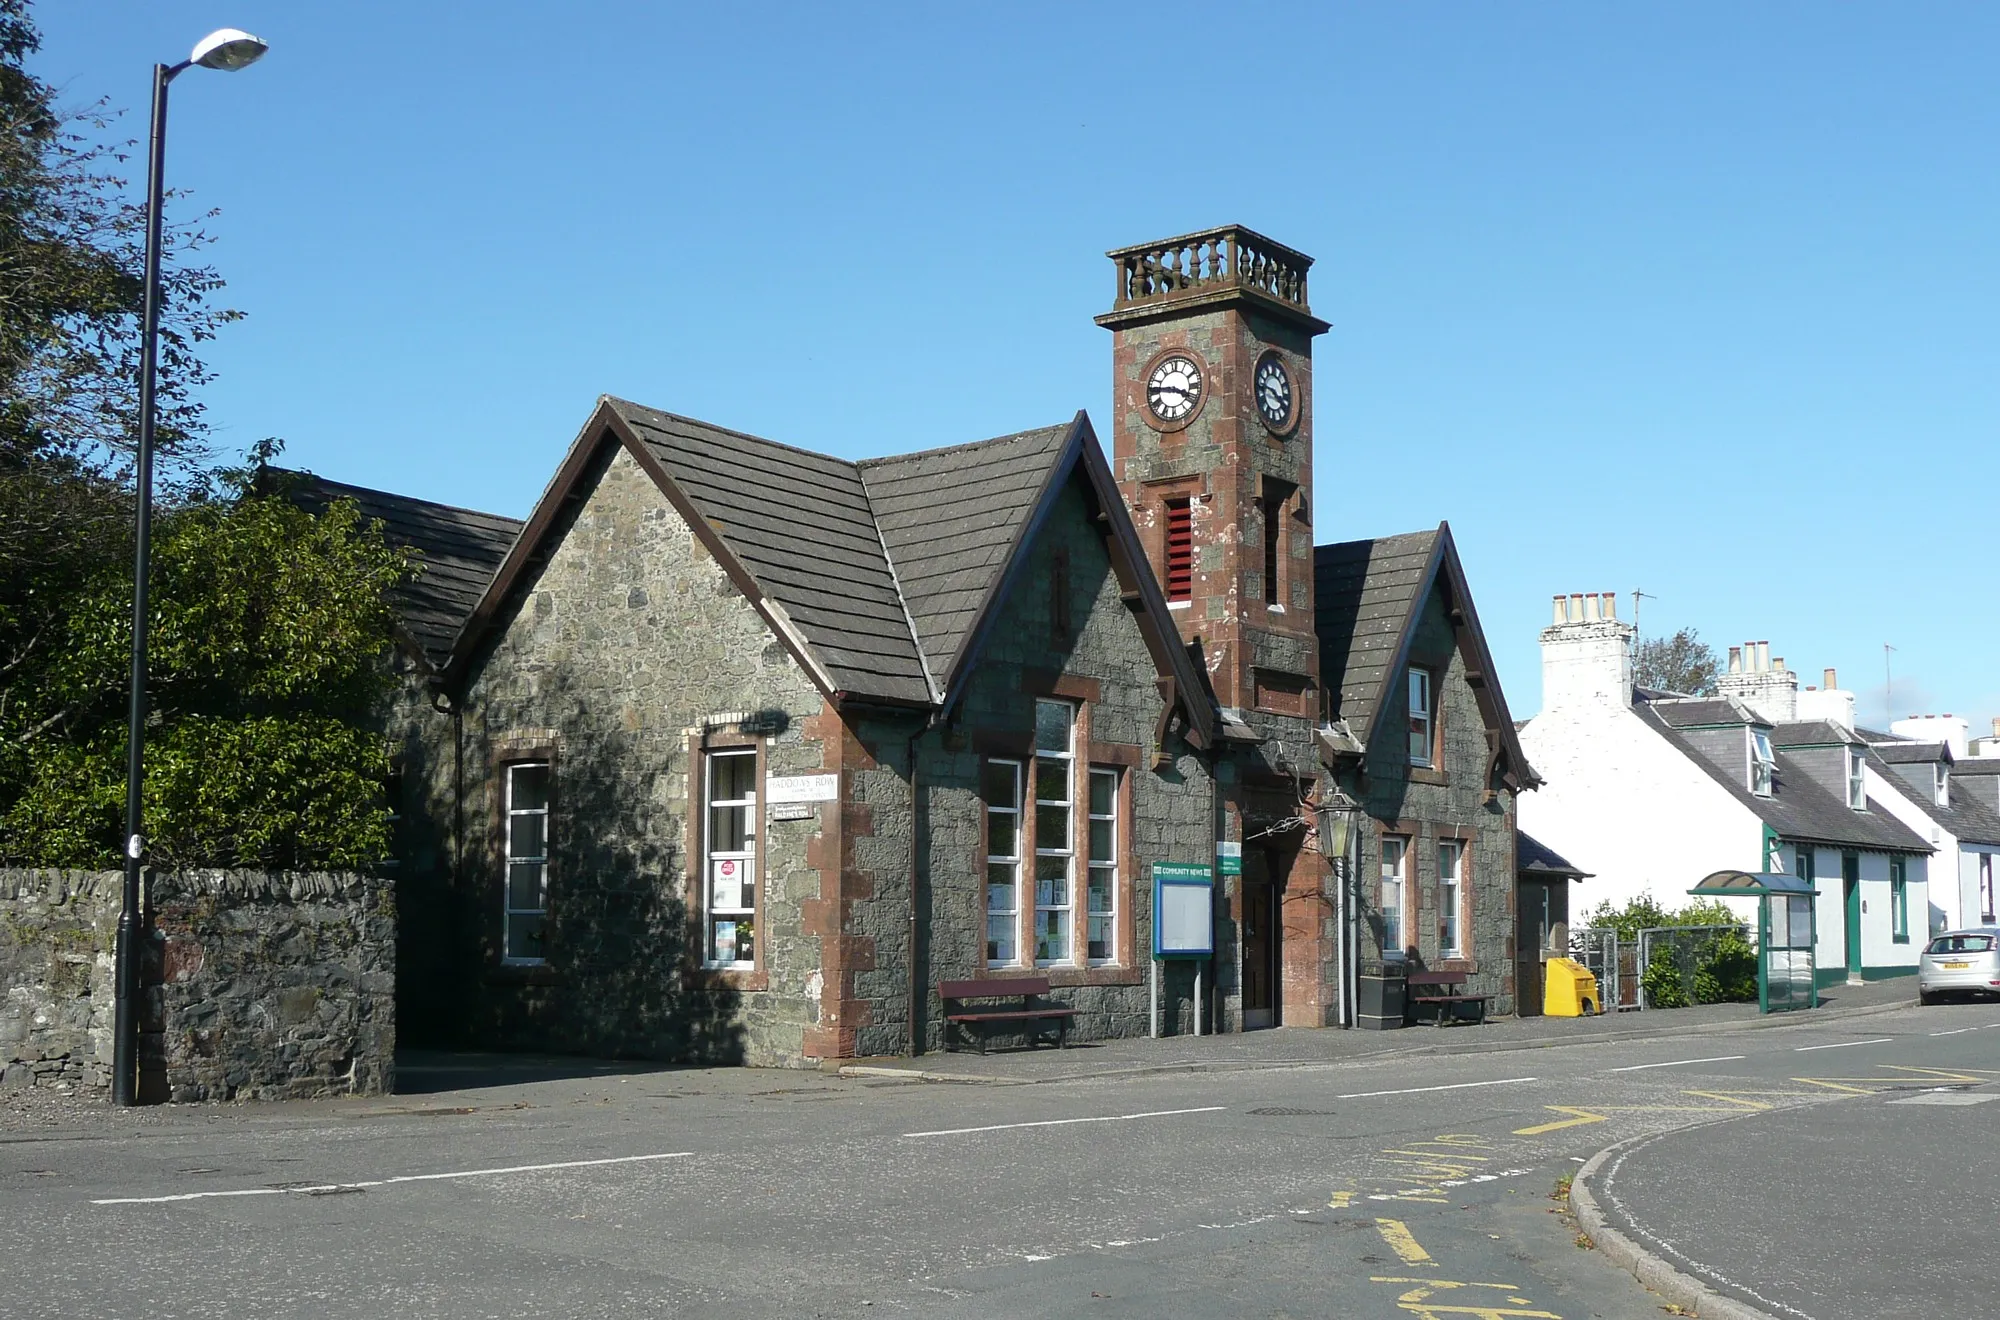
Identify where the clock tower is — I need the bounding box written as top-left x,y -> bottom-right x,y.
1099,226 -> 1334,1030
1096,225 -> 1328,735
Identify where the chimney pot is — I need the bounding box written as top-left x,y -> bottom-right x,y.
1728,645 -> 1742,674
1772,656 -> 1785,673
1824,668 -> 1837,689
1603,592 -> 1619,620
1551,595 -> 1567,625
1569,593 -> 1585,623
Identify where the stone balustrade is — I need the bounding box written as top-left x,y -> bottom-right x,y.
1107,225 -> 1315,315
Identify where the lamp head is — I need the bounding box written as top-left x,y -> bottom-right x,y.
190,28 -> 268,72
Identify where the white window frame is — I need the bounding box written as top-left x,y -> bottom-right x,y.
1846,748 -> 1866,810
1086,767 -> 1120,965
1982,853 -> 1995,924
984,758 -> 1023,967
1890,857 -> 1909,943
502,761 -> 550,965
1749,730 -> 1776,797
1033,700 -> 1077,967
1437,838 -> 1464,956
1407,669 -> 1434,768
1935,764 -> 1950,807
1381,835 -> 1408,958
702,747 -> 758,970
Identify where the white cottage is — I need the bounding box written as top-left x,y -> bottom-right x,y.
1518,594 -> 1932,991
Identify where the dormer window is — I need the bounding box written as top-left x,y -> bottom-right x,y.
1407,669 -> 1434,767
1935,764 -> 1950,807
1846,747 -> 1866,809
1749,730 -> 1775,797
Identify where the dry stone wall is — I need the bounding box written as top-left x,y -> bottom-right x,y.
0,868 -> 394,1101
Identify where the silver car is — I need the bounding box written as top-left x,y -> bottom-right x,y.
1919,929 -> 2000,1004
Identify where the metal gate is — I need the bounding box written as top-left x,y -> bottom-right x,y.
1567,927 -> 1623,1012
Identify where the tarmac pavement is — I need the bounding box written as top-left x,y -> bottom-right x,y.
0,979 -> 1971,1320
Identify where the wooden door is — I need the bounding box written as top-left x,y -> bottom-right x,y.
1241,857 -> 1277,1029
1516,882 -> 1548,1017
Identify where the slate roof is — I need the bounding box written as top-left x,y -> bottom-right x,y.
1954,758 -> 2000,775
1650,698 -> 1759,729
858,424 -> 1072,688
1946,779 -> 2000,846
271,469 -> 522,670
447,398 -> 1211,737
1870,740 -> 1950,764
1770,720 -> 1856,747
1314,529 -> 1438,741
1312,524 -> 1537,789
1633,698 -> 1930,854
608,400 -> 934,705
1518,831 -> 1590,879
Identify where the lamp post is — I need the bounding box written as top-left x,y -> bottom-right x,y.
113,27 -> 268,1108
1319,787 -> 1363,1029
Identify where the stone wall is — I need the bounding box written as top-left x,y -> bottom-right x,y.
432,440 -> 834,1067
1354,586 -> 1520,1014
1,868 -> 394,1101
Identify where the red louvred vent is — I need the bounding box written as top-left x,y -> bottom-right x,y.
1164,498 -> 1193,602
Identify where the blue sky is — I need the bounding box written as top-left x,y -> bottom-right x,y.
34,2 -> 1999,729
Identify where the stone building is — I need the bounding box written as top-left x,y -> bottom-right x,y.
320,226 -> 1536,1064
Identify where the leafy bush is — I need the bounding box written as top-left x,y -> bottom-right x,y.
1641,947 -> 1691,1008
1693,929 -> 1759,1004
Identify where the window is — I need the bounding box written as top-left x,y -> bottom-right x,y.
1407,669 -> 1434,767
1033,700 -> 1076,965
1438,838 -> 1463,956
1982,853 -> 1995,924
1261,495 -> 1283,606
1163,497 -> 1193,603
1795,845 -> 1816,888
1890,857 -> 1909,943
1934,764 -> 1950,807
1086,768 -> 1119,963
503,762 -> 550,963
983,759 -> 1023,966
702,748 -> 758,968
1846,748 -> 1866,810
1380,836 -> 1408,957
1750,730 -> 1775,797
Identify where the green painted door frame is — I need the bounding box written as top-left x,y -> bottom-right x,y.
1842,852 -> 1862,974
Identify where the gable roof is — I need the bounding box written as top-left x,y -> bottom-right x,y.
445,399 -> 1211,741
269,469 -> 523,671
1771,720 -> 1857,747
858,423 -> 1073,689
1871,740 -> 1950,765
1650,697 -> 1760,729
1313,523 -> 1538,790
1633,698 -> 1930,855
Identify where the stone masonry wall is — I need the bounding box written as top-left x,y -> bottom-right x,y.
1,869 -> 394,1101
916,475 -> 1217,1049
1353,586 -> 1518,1014
440,441 -> 832,1067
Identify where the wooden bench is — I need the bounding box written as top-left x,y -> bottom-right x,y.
940,976 -> 1077,1054
1407,970 -> 1492,1027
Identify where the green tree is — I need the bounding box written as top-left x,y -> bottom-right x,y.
1,487 -> 412,868
1633,627 -> 1719,696
0,3 -> 412,869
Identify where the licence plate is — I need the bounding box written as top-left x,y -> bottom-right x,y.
1941,961 -> 1970,969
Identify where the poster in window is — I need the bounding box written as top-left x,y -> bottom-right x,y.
713,920 -> 738,965
712,858 -> 744,911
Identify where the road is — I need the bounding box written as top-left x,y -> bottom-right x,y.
2,995 -> 1993,1319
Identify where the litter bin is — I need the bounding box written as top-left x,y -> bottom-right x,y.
1357,959 -> 1407,1030
1544,957 -> 1601,1017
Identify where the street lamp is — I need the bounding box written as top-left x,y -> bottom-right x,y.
113,27 -> 268,1108
1318,787 -> 1364,1028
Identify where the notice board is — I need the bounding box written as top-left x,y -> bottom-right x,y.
1153,862 -> 1214,958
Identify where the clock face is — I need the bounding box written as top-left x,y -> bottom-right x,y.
1146,354 -> 1204,424
1255,353 -> 1294,432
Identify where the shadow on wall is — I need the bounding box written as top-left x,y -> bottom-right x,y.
396,657 -> 757,1068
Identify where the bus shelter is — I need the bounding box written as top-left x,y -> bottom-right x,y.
1688,870 -> 1818,1013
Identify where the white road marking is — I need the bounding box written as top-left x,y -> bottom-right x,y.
1793,1037 -> 1892,1052
902,1105 -> 1225,1139
1609,1055 -> 1745,1072
1887,1092 -> 1999,1106
1335,1077 -> 1537,1100
92,1151 -> 692,1205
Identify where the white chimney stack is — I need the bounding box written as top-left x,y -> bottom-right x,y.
1796,666 -> 1856,732
1891,713 -> 1970,758
1716,637 -> 1797,722
1540,590 -> 1635,712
